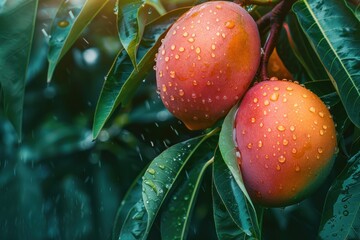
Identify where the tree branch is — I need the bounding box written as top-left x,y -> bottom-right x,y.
257,0 -> 297,81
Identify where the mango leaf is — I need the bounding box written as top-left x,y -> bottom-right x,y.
219,105 -> 255,211
118,0 -> 164,68
318,150 -> 360,239
47,0 -> 109,82
112,168 -> 145,240
0,0 -> 38,139
213,148 -> 261,239
293,0 -> 360,128
119,128 -> 219,239
160,154 -> 215,240
212,182 -> 246,240
277,12 -> 328,82
92,8 -> 190,139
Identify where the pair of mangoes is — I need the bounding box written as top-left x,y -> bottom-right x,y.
155,1 -> 337,207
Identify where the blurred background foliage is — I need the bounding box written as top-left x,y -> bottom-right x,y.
0,1 -> 195,239
0,0 -> 359,239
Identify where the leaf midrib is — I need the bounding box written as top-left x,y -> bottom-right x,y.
303,0 -> 360,98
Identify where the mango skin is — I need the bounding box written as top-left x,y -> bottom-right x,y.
235,79 -> 337,207
156,1 -> 260,130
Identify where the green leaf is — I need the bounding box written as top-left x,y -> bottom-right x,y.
92,8 -> 190,139
219,105 -> 255,210
160,156 -> 214,240
119,200 -> 148,240
47,0 -> 109,82
0,0 -> 38,139
318,150 -> 360,239
293,0 -> 360,128
277,12 -> 328,82
119,128 -> 219,239
213,148 -> 261,239
212,182 -> 246,240
118,0 -> 164,68
112,169 -> 145,240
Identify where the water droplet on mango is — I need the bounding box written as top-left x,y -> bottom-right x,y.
225,20 -> 235,29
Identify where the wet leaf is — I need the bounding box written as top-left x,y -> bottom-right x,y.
213,148 -> 261,239
160,140 -> 217,240
277,12 -> 328,82
119,200 -> 148,240
112,169 -> 145,240
318,150 -> 360,239
293,0 -> 360,128
0,0 -> 38,139
119,128 -> 219,239
118,0 -> 164,68
92,8 -> 190,139
212,182 -> 246,240
47,0 -> 109,81
219,105 -> 255,210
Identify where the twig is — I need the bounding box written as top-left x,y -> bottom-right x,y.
257,0 -> 297,81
